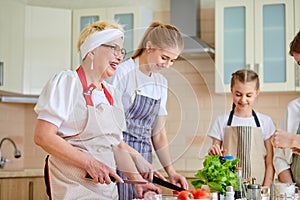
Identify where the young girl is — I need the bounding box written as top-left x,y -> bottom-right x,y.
111,21 -> 188,199
207,69 -> 275,187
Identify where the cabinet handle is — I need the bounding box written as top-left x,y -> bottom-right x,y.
254,63 -> 261,74
29,181 -> 33,200
0,62 -> 3,86
246,64 -> 254,70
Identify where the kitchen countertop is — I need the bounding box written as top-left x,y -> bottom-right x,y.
0,169 -> 197,179
0,168 -> 44,178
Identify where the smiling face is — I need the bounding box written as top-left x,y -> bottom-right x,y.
231,79 -> 259,116
93,37 -> 124,79
139,41 -> 180,75
146,47 -> 180,73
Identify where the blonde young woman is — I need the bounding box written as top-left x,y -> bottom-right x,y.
207,69 -> 275,187
111,21 -> 188,200
34,21 -> 163,200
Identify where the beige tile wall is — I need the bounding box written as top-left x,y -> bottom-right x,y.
0,9 -> 298,178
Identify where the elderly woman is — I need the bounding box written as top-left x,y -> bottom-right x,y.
34,21 -> 162,200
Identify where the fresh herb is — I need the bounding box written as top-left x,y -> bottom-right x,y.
191,155 -> 240,195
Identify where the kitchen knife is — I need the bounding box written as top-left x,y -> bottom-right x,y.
85,173 -> 148,184
152,176 -> 185,192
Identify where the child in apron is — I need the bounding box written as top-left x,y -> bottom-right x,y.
207,69 -> 275,187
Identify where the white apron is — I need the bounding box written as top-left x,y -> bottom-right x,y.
290,122 -> 300,186
45,66 -> 125,200
223,109 -> 266,184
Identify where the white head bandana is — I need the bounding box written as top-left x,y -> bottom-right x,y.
80,29 -> 124,60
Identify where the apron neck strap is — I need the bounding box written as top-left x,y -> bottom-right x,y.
252,110 -> 261,127
227,105 -> 261,127
76,66 -> 113,106
101,83 -> 113,106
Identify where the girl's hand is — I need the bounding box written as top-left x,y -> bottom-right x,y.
134,183 -> 162,199
131,152 -> 166,181
208,143 -> 226,156
168,172 -> 189,190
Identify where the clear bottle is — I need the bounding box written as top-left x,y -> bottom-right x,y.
226,186 -> 235,200
234,167 -> 246,200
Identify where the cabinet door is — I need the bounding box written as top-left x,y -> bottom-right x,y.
254,0 -> 294,91
107,6 -> 153,58
215,0 -> 253,93
28,177 -> 48,200
0,0 -> 25,93
0,178 -> 28,199
72,8 -> 107,67
215,0 -> 295,93
72,6 -> 153,66
24,5 -> 72,95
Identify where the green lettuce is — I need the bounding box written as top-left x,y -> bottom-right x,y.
191,155 -> 240,195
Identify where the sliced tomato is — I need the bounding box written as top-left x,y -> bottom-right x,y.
191,189 -> 211,199
177,190 -> 194,200
173,190 -> 180,196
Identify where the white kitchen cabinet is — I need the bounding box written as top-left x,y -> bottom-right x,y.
23,6 -> 71,95
0,0 -> 25,93
215,0 -> 295,93
0,2 -> 71,95
72,6 -> 153,67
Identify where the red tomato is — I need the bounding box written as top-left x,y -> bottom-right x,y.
191,189 -> 211,199
173,190 -> 180,196
177,190 -> 194,200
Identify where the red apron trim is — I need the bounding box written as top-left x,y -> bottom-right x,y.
101,83 -> 113,106
76,66 -> 96,106
44,155 -> 52,199
76,66 -> 113,106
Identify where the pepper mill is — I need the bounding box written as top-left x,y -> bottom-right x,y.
247,177 -> 261,200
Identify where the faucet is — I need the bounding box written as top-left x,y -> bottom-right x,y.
0,137 -> 22,168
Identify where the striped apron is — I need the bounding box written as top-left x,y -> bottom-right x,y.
290,123 -> 300,186
117,93 -> 161,200
223,110 -> 266,184
44,66 -> 124,200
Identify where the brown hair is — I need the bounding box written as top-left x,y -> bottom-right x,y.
131,21 -> 184,59
289,30 -> 300,56
231,69 -> 260,90
77,21 -> 123,52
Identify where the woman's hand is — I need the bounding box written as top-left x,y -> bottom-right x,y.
134,182 -> 162,199
271,129 -> 295,148
85,159 -> 123,184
